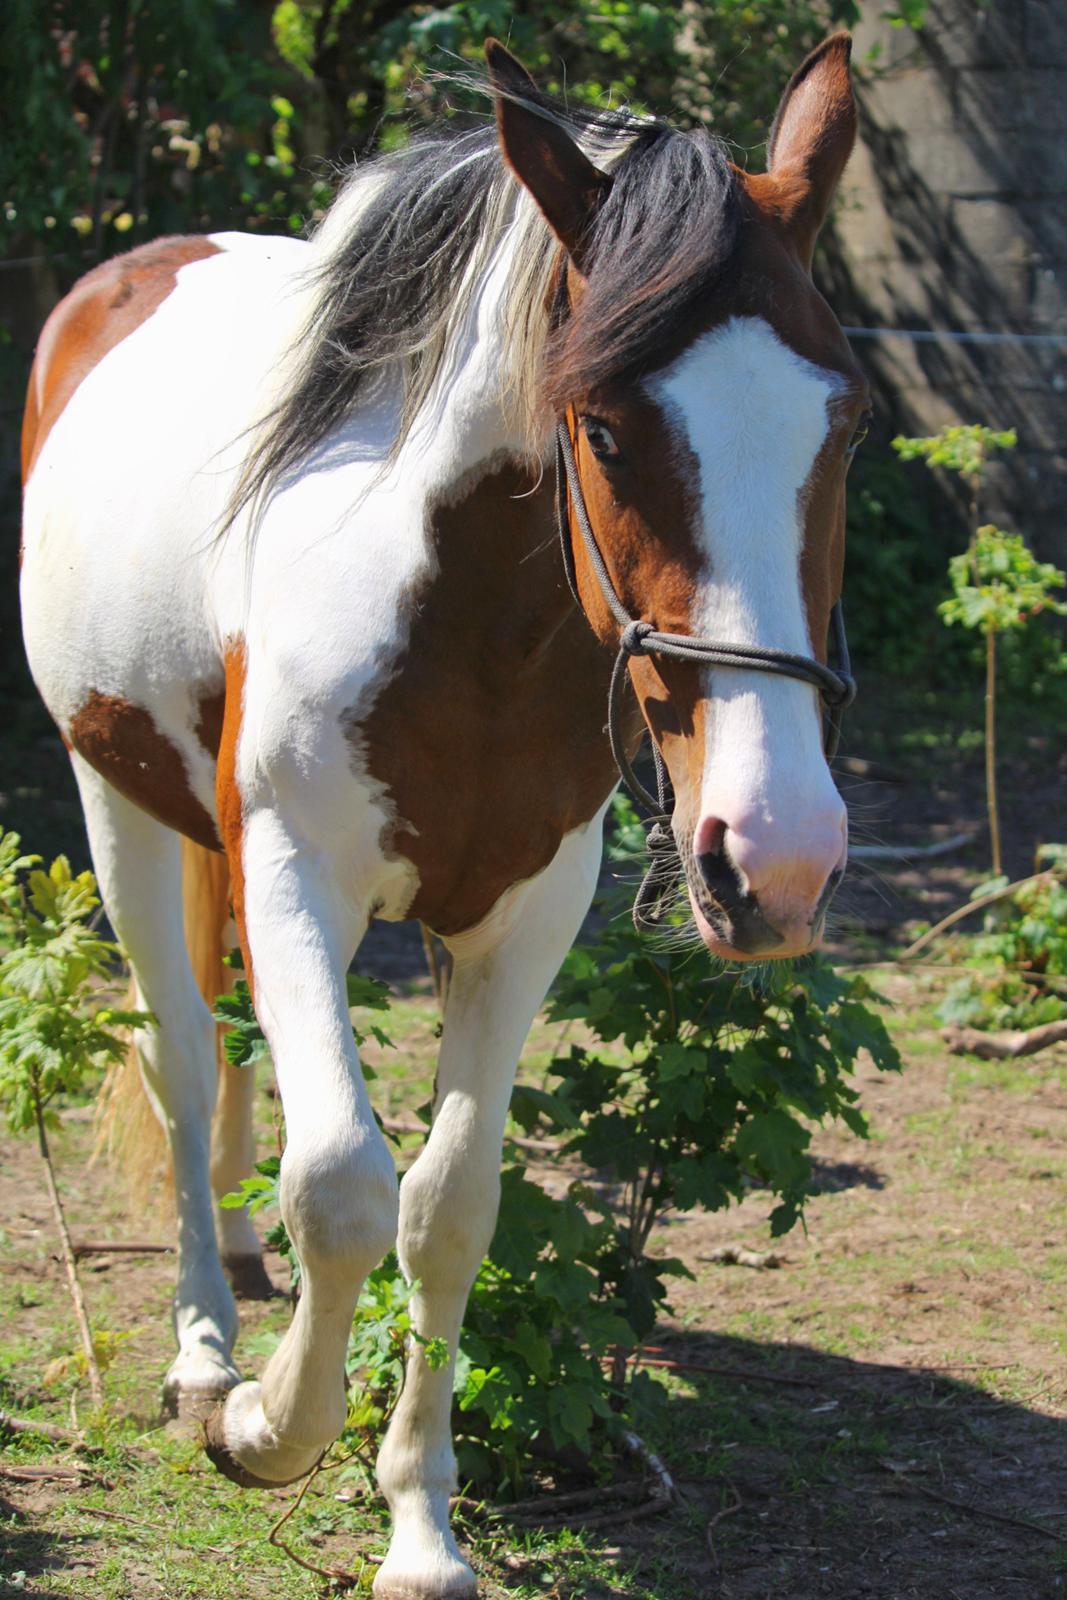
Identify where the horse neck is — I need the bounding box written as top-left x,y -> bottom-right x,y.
399,229 -> 536,492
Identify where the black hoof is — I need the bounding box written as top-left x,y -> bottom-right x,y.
222,1251 -> 279,1301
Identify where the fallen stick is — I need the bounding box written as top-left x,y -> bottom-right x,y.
941,1020 -> 1067,1060
1,1464 -> 86,1482
630,1349 -> 813,1388
706,1482 -> 743,1568
0,1408 -> 83,1444
850,830 -> 977,863
70,1240 -> 173,1260
899,870 -> 1054,961
878,1461 -> 1067,1546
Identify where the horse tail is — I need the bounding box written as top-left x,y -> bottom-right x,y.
95,839 -> 234,1212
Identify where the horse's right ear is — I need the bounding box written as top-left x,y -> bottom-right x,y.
486,38 -> 611,273
767,32 -> 856,266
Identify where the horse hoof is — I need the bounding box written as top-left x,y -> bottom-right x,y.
373,1553 -> 478,1599
201,1380 -> 322,1489
222,1251 -> 279,1301
162,1358 -> 241,1424
201,1401 -> 307,1490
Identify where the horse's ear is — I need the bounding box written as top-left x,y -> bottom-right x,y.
767,32 -> 856,265
486,38 -> 611,273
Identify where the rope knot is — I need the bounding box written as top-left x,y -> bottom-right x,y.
620,620 -> 654,656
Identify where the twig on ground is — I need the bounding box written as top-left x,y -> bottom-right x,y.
705,1482 -> 743,1570
878,1460 -> 1067,1546
454,1430 -> 675,1533
381,1114 -> 559,1156
1,1464 -> 87,1482
489,1481 -> 648,1517
266,1455 -> 361,1588
631,1348 -> 812,1388
899,870 -> 1054,961
69,1240 -> 173,1260
941,1020 -> 1067,1060
0,1408 -> 83,1444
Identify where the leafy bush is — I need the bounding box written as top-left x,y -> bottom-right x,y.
938,847 -> 1067,1033
0,831 -> 146,1134
0,829 -> 150,1408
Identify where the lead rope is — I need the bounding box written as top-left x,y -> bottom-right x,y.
555,420 -> 857,929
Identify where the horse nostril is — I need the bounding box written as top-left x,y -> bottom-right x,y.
696,826 -> 743,906
692,815 -> 727,861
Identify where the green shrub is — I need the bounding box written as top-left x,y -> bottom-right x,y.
938,846 -> 1067,1033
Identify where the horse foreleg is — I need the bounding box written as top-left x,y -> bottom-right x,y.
204,807 -> 398,1487
374,807 -> 607,1600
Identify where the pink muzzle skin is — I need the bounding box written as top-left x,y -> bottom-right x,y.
689,804 -> 848,960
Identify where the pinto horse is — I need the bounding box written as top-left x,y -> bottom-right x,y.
20,34 -> 867,1598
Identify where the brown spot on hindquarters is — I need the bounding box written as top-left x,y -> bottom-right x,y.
69,689 -> 221,852
216,641 -> 254,996
20,234 -> 220,487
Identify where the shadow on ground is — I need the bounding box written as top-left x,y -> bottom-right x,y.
484,1330 -> 1066,1600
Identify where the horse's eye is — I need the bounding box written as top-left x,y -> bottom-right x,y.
847,411 -> 872,459
581,416 -> 621,462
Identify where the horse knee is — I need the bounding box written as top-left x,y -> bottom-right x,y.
281,1135 -> 398,1275
398,1153 -> 499,1289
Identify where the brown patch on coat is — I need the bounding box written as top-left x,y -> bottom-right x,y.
68,690 -> 220,851
215,641 -> 253,992
194,685 -> 226,758
356,459 -> 632,937
21,235 -> 220,485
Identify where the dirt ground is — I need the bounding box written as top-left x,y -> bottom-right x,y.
2,975 -> 1067,1600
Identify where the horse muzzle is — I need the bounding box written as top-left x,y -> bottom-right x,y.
685,809 -> 847,961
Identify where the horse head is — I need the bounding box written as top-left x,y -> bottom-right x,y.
490,35 -> 869,961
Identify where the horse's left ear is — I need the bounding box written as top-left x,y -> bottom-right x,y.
486,38 -> 611,274
767,32 -> 856,265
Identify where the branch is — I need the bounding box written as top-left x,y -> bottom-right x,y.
33,1087 -> 104,1410
941,1020 -> 1067,1060
898,870 -> 1055,960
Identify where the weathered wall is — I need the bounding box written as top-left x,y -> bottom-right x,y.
826,0 -> 1067,563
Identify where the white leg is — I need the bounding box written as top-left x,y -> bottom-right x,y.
204,807 -> 398,1487
374,805 -> 607,1600
71,756 -> 241,1414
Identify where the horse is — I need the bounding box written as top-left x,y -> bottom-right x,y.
19,33 -> 868,1598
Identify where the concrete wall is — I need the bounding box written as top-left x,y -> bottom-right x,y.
826,0 -> 1067,563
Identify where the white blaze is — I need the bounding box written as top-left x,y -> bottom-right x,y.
647,315 -> 845,854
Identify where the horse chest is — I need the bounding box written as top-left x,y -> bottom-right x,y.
356,464 -> 625,936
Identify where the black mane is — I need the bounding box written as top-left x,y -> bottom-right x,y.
228,84 -> 741,529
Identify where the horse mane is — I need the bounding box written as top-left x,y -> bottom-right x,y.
226,81 -> 741,532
